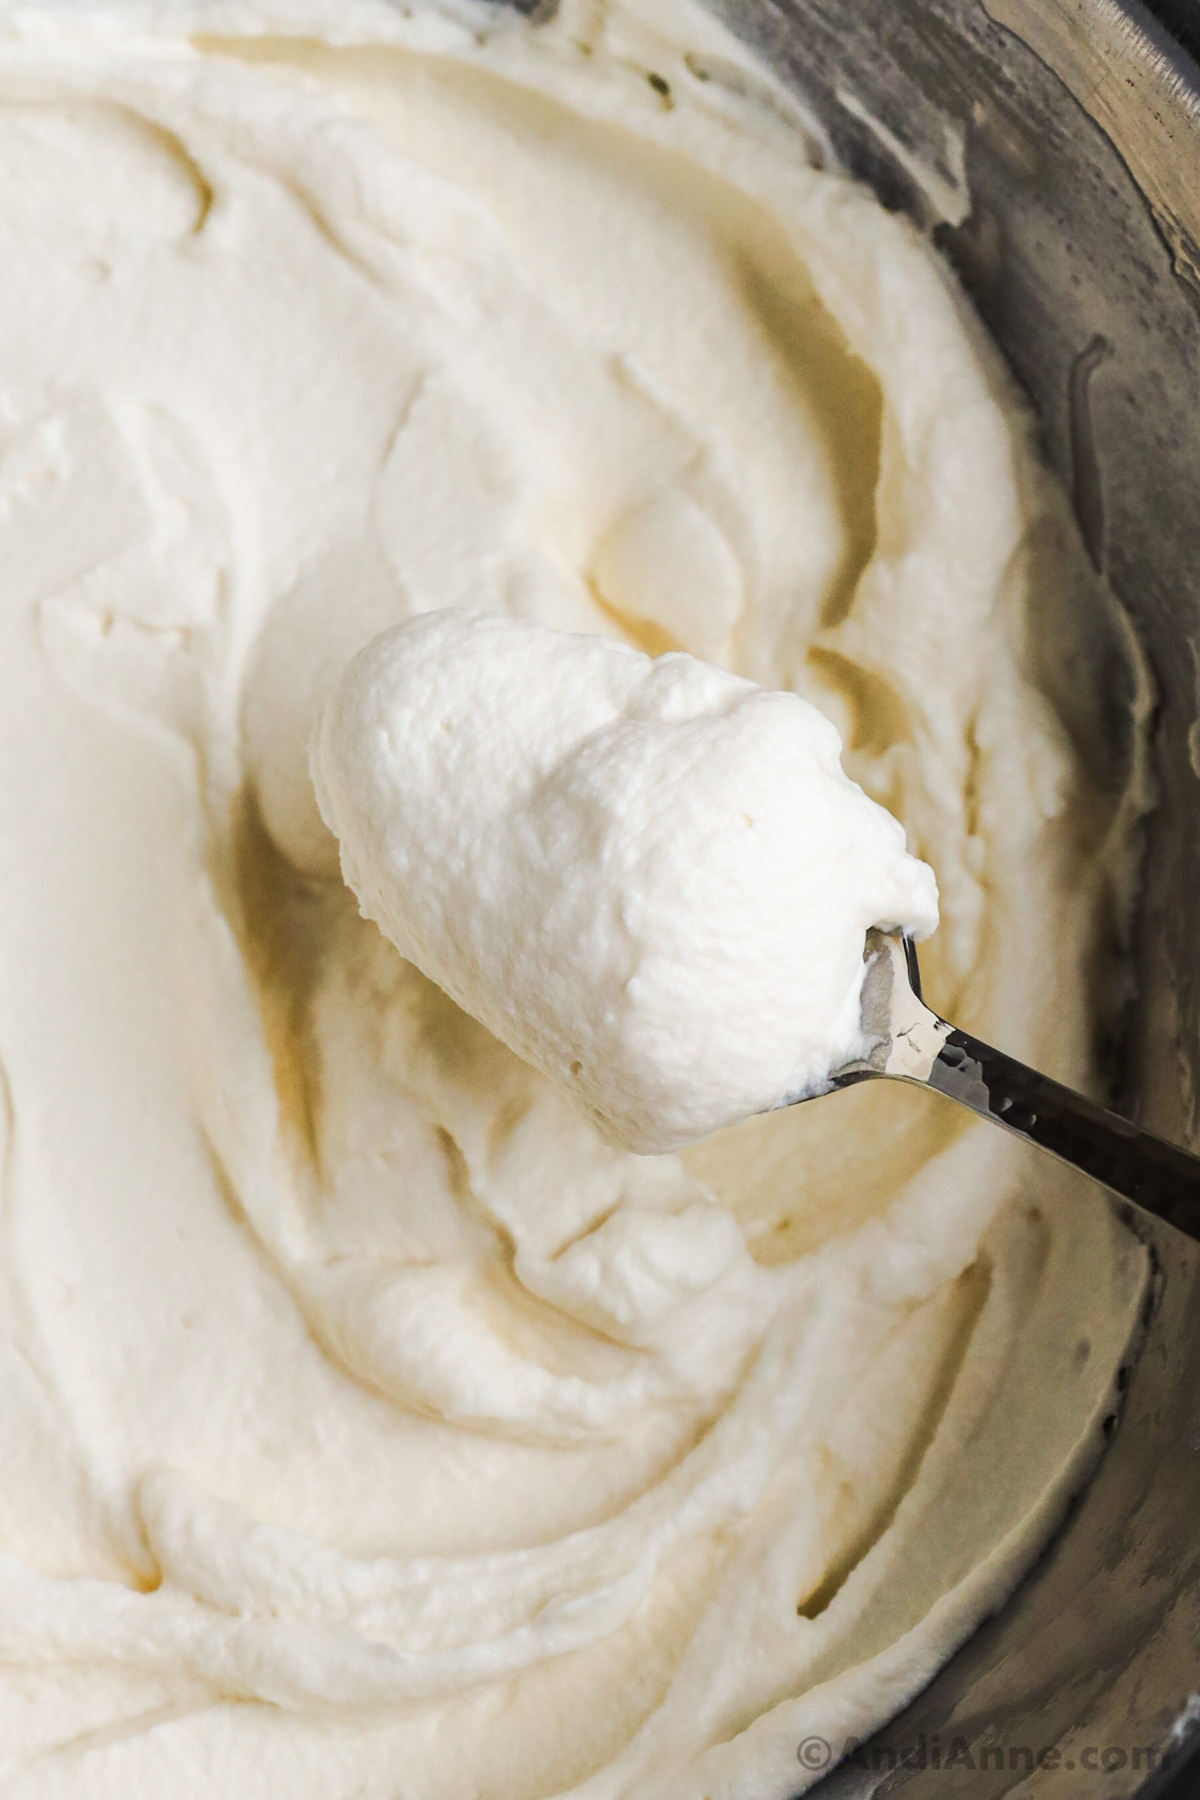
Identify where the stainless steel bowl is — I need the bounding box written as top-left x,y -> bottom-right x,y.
659,0 -> 1200,1791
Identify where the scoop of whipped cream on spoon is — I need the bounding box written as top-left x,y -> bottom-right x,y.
311,608 -> 1200,1232
310,607 -> 938,1153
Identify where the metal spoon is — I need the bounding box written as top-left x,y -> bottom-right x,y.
797,929 -> 1200,1238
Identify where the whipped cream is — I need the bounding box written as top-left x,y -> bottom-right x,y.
312,609 -> 939,1152
0,0 -> 1147,1796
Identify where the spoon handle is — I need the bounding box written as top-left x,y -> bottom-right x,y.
834,932 -> 1200,1240
921,1027 -> 1200,1239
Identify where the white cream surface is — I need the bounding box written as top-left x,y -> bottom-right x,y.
0,1 -> 1150,1797
312,609 -> 940,1152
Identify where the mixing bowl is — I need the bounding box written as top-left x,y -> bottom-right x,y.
577,0 -> 1200,1790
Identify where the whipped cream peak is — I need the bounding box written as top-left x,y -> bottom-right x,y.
312,608 -> 938,1153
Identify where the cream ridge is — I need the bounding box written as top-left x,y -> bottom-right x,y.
0,1 -> 1148,1797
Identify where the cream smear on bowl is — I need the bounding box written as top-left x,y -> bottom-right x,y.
0,0 -> 1149,1795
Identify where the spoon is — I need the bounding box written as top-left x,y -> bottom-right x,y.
797,930 -> 1200,1239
